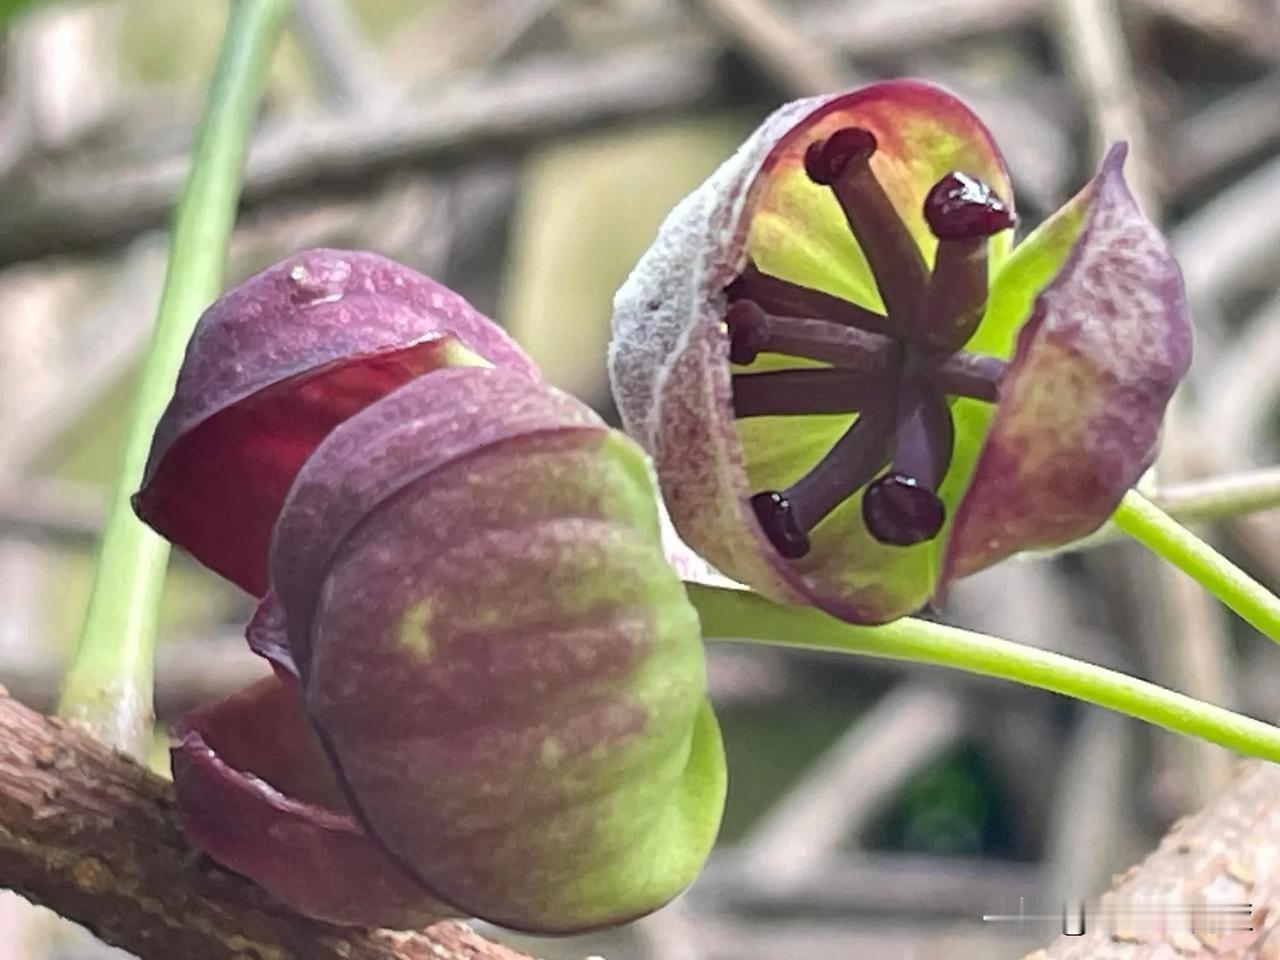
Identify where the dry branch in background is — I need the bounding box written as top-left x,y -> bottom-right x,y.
0,690 -> 532,960
684,0 -> 850,98
0,40 -> 724,265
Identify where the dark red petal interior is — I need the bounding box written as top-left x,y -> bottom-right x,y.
134,248 -> 539,595
135,336 -> 456,595
172,675 -> 449,928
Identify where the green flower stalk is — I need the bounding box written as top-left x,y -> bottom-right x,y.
610,80 -> 1192,625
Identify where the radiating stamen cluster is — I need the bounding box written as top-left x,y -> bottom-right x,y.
728,127 -> 1015,558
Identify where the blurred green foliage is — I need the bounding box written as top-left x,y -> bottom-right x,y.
0,0 -> 59,28
865,743 -> 1018,858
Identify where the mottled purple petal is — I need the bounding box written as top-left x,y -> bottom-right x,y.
943,145 -> 1192,580
135,249 -> 537,595
171,676 -> 450,928
271,367 -> 725,933
269,366 -> 603,675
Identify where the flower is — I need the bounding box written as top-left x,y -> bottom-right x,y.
134,248 -> 537,597
610,79 -> 1192,624
138,250 -> 726,933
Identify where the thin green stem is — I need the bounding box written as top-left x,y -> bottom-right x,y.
1113,489 -> 1280,644
687,582 -> 1280,761
1154,466 -> 1280,523
1057,466 -> 1280,553
58,0 -> 290,758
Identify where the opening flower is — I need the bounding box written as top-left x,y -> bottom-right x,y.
610,79 -> 1192,624
137,251 -> 726,933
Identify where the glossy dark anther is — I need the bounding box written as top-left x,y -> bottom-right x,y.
804,127 -> 929,329
727,263 -> 891,336
862,473 -> 946,546
919,172 -> 1014,352
751,491 -> 810,558
803,127 -> 877,186
732,368 -> 888,418
923,172 -> 1015,240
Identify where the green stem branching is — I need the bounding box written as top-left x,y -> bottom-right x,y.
1112,489 -> 1280,644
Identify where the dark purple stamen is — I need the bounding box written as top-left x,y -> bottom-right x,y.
890,377 -> 954,492
934,353 -> 1005,402
732,368 -> 889,418
729,158 -> 1014,556
862,474 -> 946,546
751,491 -> 809,559
726,301 -> 898,373
861,377 -> 952,547
804,127 -> 929,329
725,301 -> 769,365
781,399 -> 894,534
919,172 -> 1016,353
727,263 -> 891,336
803,127 -> 876,185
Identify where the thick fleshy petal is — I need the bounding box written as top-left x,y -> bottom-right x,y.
134,249 -> 536,595
611,81 -> 1010,623
271,367 -> 726,933
171,676 -> 450,928
943,145 -> 1192,579
245,592 -> 297,682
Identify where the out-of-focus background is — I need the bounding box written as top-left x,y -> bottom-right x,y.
1,0 -> 1279,957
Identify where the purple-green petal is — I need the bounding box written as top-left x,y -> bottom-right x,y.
271,367 -> 726,933
943,145 -> 1192,580
171,676 -> 451,928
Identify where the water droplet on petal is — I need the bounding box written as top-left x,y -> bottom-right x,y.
288,257 -> 352,307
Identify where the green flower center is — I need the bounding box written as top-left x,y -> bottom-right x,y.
726,126 -> 1015,558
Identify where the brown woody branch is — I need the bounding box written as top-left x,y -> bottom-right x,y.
0,689 -> 532,960
5,672 -> 1280,960
1025,759 -> 1280,959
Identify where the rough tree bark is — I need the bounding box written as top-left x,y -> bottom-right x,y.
0,689 -> 532,960
1025,759 -> 1280,959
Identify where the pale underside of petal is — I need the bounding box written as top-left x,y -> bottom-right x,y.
610,96 -> 820,449
943,145 -> 1192,581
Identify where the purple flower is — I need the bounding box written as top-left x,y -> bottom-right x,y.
611,79 -> 1192,624
137,250 -> 725,932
